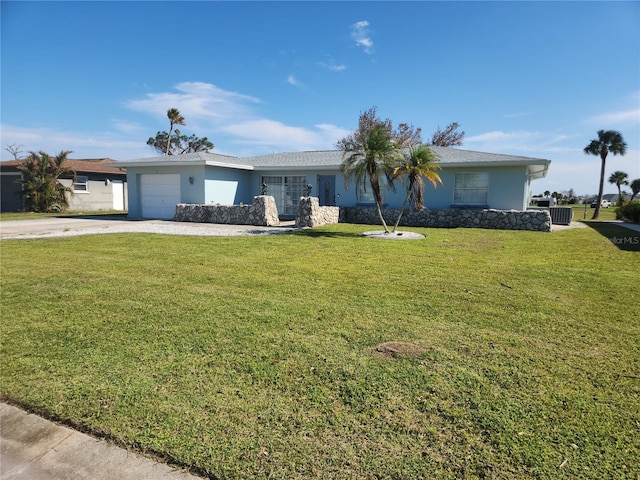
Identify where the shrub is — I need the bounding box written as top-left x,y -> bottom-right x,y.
616,200 -> 640,223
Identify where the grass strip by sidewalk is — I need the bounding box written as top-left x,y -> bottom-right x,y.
1,224 -> 639,478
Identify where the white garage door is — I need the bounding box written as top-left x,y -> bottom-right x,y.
140,174 -> 181,219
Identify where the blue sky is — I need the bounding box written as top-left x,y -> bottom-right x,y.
1,1 -> 639,196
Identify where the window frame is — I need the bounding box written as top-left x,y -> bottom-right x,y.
261,175 -> 307,216
356,176 -> 388,206
73,175 -> 89,193
453,172 -> 489,206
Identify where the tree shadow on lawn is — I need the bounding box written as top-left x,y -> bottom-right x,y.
293,229 -> 362,239
582,221 -> 640,251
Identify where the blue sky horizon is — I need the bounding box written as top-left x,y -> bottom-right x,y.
1,1 -> 639,197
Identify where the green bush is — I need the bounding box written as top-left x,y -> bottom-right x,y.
616,200 -> 640,223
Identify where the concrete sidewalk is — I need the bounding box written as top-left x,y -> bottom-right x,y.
0,403 -> 203,480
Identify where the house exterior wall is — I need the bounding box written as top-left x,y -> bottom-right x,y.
248,166 -> 532,212
418,166 -> 531,211
60,174 -> 128,211
125,165 -> 206,218
204,166 -> 253,205
124,160 -> 540,219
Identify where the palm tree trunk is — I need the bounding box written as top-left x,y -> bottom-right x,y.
166,125 -> 173,156
392,192 -> 410,233
375,201 -> 390,233
370,178 -> 389,233
592,154 -> 607,220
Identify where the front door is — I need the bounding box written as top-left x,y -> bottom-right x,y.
318,175 -> 336,206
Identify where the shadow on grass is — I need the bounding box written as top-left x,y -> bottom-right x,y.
582,221 -> 640,251
292,229 -> 363,239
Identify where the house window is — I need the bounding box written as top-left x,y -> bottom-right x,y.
453,173 -> 489,205
73,176 -> 89,192
357,176 -> 388,205
261,175 -> 306,216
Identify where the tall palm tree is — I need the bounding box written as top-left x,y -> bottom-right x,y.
337,108 -> 405,233
18,150 -> 74,212
608,170 -> 629,206
166,108 -> 186,155
584,130 -> 627,219
390,144 -> 442,232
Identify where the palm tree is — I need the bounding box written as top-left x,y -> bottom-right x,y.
337,108 -> 406,233
390,144 -> 442,232
584,130 -> 627,219
166,108 -> 186,155
608,171 -> 629,206
18,150 -> 74,212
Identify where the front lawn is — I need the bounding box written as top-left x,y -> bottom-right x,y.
1,225 -> 638,478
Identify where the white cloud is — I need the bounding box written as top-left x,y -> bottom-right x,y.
350,20 -> 373,54
0,123 -> 151,160
221,119 -> 349,151
287,75 -> 303,88
319,61 -> 347,72
586,109 -> 640,127
126,82 -> 261,123
1,81 -> 351,161
465,130 -> 581,157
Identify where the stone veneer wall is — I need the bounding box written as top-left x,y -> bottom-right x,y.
339,206 -> 551,231
174,196 -> 279,226
296,197 -> 340,228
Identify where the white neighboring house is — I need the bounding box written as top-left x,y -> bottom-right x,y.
0,158 -> 128,212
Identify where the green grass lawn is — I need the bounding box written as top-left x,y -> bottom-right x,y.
0,210 -> 128,221
1,225 -> 638,479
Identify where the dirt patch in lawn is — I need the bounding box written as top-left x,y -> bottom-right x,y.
375,341 -> 427,359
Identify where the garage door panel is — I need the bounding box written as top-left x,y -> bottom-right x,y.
140,174 -> 180,219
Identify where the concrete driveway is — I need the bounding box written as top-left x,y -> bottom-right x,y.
0,216 -> 297,240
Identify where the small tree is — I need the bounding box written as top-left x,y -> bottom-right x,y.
147,132 -> 214,155
390,144 -> 442,232
584,130 -> 627,219
337,107 -> 421,233
430,122 -> 465,147
5,144 -> 23,160
608,171 -> 629,206
18,150 -> 74,212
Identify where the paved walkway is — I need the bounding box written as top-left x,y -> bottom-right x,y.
0,403 -> 203,480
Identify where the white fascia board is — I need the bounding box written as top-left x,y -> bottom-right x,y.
205,161 -> 254,171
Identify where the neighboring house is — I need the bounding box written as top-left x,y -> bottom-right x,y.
111,147 -> 550,220
0,158 -> 127,212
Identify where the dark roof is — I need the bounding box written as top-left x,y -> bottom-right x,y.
0,158 -> 125,175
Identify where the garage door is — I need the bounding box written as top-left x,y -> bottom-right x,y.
140,174 -> 181,219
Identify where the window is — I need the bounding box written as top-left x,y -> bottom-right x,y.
262,176 -> 306,216
357,177 -> 388,205
73,175 -> 89,192
453,173 -> 489,205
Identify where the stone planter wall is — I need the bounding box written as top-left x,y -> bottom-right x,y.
174,195 -> 279,226
295,197 -> 340,228
339,206 -> 551,232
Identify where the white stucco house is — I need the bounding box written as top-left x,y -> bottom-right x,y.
111,147 -> 550,220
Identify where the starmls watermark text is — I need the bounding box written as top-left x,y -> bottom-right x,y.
607,236 -> 640,246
